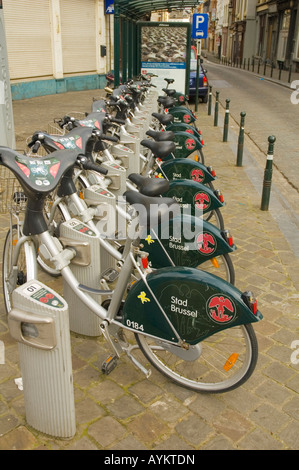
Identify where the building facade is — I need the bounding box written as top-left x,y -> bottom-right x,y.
201,0 -> 299,70
2,0 -> 112,100
256,0 -> 299,69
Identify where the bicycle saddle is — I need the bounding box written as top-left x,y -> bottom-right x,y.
157,96 -> 177,109
128,173 -> 169,196
146,129 -> 175,142
123,190 -> 179,228
164,78 -> 175,84
0,147 -> 81,201
140,139 -> 176,160
152,113 -> 174,126
162,88 -> 176,97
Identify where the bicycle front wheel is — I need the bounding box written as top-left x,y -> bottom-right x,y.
135,324 -> 258,393
2,225 -> 37,313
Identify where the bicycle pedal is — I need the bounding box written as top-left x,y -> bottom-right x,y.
101,267 -> 119,283
101,354 -> 118,375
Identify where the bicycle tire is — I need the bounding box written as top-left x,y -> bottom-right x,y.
198,252 -> 235,285
203,207 -> 224,231
135,323 -> 258,393
2,225 -> 37,313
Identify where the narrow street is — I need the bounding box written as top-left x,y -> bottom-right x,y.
202,60 -> 299,194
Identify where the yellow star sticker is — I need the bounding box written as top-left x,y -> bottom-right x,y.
145,235 -> 155,245
138,291 -> 150,304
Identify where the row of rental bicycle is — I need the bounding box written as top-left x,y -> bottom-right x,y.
1,73 -> 263,394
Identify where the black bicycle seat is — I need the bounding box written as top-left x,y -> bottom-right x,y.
157,96 -> 177,109
128,173 -> 169,196
162,88 -> 176,97
123,190 -> 179,228
146,129 -> 175,142
164,78 -> 175,84
0,147 -> 81,201
140,139 -> 175,160
152,113 -> 174,126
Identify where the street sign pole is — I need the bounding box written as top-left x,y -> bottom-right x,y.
195,40 -> 201,112
192,13 -> 208,112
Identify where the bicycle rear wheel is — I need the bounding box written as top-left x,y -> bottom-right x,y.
197,253 -> 235,285
135,324 -> 258,393
2,225 -> 37,313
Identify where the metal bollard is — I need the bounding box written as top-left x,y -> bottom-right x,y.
214,91 -> 219,126
237,112 -> 246,166
223,99 -> 230,142
208,86 -> 212,115
261,136 -> 276,211
288,64 -> 292,83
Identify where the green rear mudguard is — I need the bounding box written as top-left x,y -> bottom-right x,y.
162,179 -> 224,216
122,266 -> 262,345
140,214 -> 235,269
168,106 -> 196,125
166,122 -> 202,142
171,131 -> 203,159
159,158 -> 215,185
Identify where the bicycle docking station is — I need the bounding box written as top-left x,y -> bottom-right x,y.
8,280 -> 76,438
118,126 -> 142,172
109,142 -> 136,172
59,218 -> 116,337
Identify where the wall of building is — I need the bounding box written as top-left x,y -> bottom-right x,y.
2,0 -> 110,100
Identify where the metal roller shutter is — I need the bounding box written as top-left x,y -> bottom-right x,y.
3,0 -> 53,80
60,0 -> 96,74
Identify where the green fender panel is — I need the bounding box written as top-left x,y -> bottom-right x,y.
162,179 -> 224,215
171,131 -> 203,159
166,122 -> 202,142
160,158 -> 215,185
122,267 -> 262,344
140,215 -> 236,269
168,106 -> 196,124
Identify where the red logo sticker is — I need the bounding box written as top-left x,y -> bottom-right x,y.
75,137 -> 82,149
183,114 -> 191,123
207,295 -> 236,324
191,168 -> 204,183
49,162 -> 61,179
53,141 -> 65,150
197,232 -> 216,255
17,162 -> 30,178
185,138 -> 196,151
194,191 -> 210,210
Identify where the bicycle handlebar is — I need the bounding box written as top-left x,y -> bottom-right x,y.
77,156 -> 108,175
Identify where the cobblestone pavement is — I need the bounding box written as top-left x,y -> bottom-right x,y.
0,89 -> 298,450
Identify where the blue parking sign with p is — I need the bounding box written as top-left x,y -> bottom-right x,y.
192,13 -> 209,39
105,0 -> 114,14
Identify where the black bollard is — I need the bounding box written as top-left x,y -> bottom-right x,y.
237,112 -> 246,166
260,136 -> 276,211
223,99 -> 230,142
208,86 -> 213,115
214,91 -> 219,126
